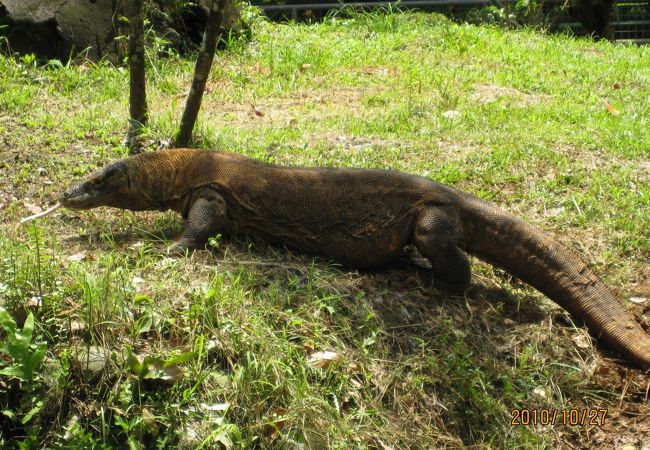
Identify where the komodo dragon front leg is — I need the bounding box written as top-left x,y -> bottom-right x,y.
413,206 -> 471,290
177,187 -> 228,251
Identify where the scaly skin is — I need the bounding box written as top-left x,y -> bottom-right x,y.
60,148 -> 650,369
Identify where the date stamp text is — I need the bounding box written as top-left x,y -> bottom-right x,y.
511,408 -> 607,426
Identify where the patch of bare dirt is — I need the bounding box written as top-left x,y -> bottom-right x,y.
361,66 -> 400,77
582,48 -> 606,57
434,137 -> 485,160
552,143 -> 636,173
637,161 -> 650,182
471,83 -> 550,107
322,134 -> 409,152
196,87 -> 374,129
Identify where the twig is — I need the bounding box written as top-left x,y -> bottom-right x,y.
19,203 -> 62,225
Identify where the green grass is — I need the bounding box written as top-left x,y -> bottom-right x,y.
1,9 -> 649,449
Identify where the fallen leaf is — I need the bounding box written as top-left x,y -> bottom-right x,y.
545,207 -> 564,217
605,103 -> 620,116
307,350 -> 342,369
23,201 -> 42,215
363,66 -> 398,76
299,63 -> 312,72
572,334 -> 591,349
347,362 -> 362,374
161,365 -> 184,383
200,402 -> 230,412
26,296 -> 42,309
262,408 -> 287,438
377,439 -> 395,450
142,408 -> 158,435
252,63 -> 270,75
250,104 -> 265,117
69,320 -> 85,334
595,365 -> 611,376
531,386 -> 547,400
68,251 -> 87,262
442,110 -> 461,119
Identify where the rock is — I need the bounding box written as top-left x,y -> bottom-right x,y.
0,0 -> 245,60
0,0 -> 118,60
74,345 -> 112,378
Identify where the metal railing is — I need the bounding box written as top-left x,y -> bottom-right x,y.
251,0 -> 650,42
254,0 -> 494,20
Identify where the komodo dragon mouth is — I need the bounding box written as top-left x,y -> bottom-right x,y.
60,189 -> 95,209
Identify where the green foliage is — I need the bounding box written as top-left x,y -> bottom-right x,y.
465,0 -> 550,28
126,347 -> 195,381
328,2 -> 406,32
158,0 -> 197,16
0,309 -> 47,385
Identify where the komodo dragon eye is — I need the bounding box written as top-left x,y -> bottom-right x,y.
92,163 -> 126,190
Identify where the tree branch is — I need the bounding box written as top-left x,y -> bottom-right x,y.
127,0 -> 148,154
174,0 -> 227,147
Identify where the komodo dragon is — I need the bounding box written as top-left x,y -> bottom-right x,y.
60,148 -> 650,369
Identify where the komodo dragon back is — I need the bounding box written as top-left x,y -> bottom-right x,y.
60,148 -> 650,369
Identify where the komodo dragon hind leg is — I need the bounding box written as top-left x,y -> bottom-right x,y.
176,188 -> 227,252
413,206 -> 471,291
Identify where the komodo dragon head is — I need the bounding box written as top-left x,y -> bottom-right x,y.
59,160 -> 151,211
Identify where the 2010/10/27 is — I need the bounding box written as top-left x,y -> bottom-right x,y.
511,408 -> 607,426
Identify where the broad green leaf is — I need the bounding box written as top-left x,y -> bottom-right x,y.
126,349 -> 145,376
136,315 -> 153,334
23,342 -> 47,379
0,307 -> 17,334
163,351 -> 195,367
0,366 -> 26,378
19,313 -> 36,345
21,401 -> 43,424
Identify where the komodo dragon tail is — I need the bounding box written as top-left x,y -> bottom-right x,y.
457,194 -> 650,369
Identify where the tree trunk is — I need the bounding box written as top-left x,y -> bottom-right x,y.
174,0 -> 227,147
127,0 -> 148,154
572,0 -> 615,40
